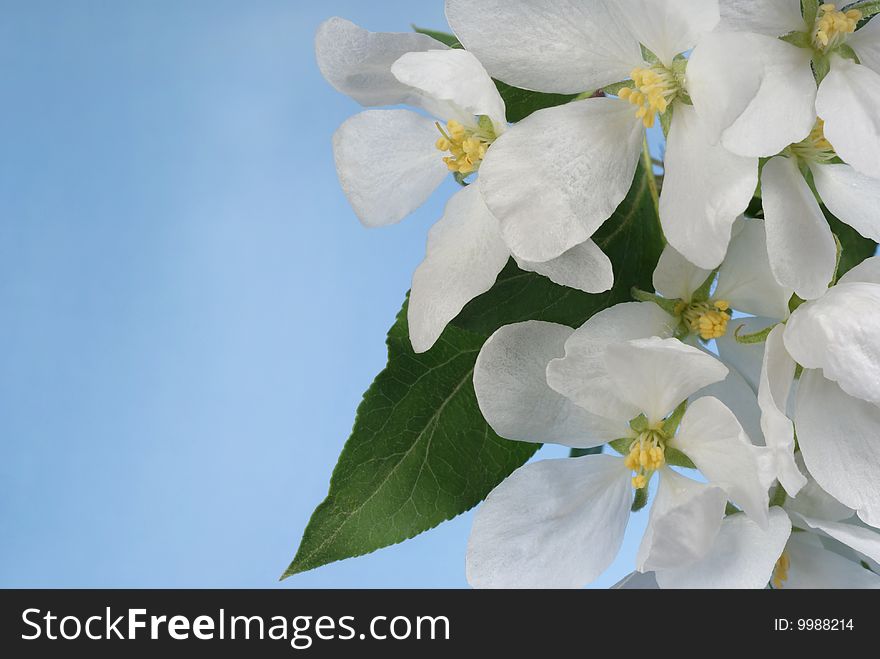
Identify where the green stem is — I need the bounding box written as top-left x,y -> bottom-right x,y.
641,136 -> 661,218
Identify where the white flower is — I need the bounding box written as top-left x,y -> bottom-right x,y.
316,18 -> 613,353
446,0 -> 757,271
467,321 -> 769,588
758,262 -> 880,527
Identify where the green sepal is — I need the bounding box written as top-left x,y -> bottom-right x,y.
602,81 -> 634,97
836,44 -> 860,63
734,322 -> 778,345
630,414 -> 650,434
802,0 -> 820,26
631,487 -> 649,513
662,400 -> 688,437
664,447 -> 696,469
609,437 -> 634,456
846,1 -> 880,20
691,270 -> 718,303
779,31 -> 812,49
660,104 -> 674,140
813,53 -> 831,83
631,287 -> 681,315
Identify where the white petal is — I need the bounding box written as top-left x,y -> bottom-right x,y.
715,316 -> 776,392
810,163 -> 880,243
688,33 -> 815,157
655,509 -> 791,588
546,303 -> 678,421
652,243 -> 712,303
479,98 -> 643,263
718,0 -> 805,36
391,49 -> 507,129
715,219 -> 793,320
445,0 -> 641,93
604,338 -> 729,423
612,0 -> 719,67
612,571 -> 659,589
672,396 -> 769,526
840,255 -> 880,285
693,357 -> 764,450
849,15 -> 880,76
636,468 -> 727,572
795,369 -> 880,527
757,326 -> 806,496
785,454 -> 855,522
659,105 -> 758,270
473,321 -> 628,448
333,110 -> 448,227
785,282 -> 880,404
783,532 -> 880,588
761,156 -> 837,300
516,240 -> 614,294
797,516 -> 880,564
408,186 -> 510,353
315,17 -> 447,107
817,57 -> 880,180
466,455 -> 632,588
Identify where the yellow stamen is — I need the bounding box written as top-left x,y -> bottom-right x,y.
682,300 -> 731,340
625,430 -> 666,492
434,119 -> 495,176
813,3 -> 862,52
772,551 -> 791,589
620,65 -> 681,129
789,118 -> 837,164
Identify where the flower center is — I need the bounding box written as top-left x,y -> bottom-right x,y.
619,64 -> 682,129
812,3 -> 862,52
435,118 -> 496,176
678,300 -> 731,341
789,118 -> 837,164
771,551 -> 791,589
624,429 -> 667,490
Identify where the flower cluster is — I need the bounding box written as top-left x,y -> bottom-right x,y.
316,1 -> 880,588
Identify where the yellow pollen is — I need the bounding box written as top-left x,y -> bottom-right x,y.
772,551 -> 791,589
625,431 -> 666,491
435,120 -> 494,176
682,300 -> 731,340
620,66 -> 680,128
789,118 -> 837,164
813,4 -> 861,51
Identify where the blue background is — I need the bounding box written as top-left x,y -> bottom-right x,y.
0,0 -> 650,588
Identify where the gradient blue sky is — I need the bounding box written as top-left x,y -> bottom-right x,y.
0,0 -> 652,588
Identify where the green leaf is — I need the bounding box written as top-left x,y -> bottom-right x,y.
570,446 -> 604,458
824,207 -> 877,278
286,150 -> 663,579
413,25 -> 579,123
283,304 -> 538,578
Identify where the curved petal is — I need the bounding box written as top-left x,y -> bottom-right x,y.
795,369 -> 880,527
784,454 -> 855,522
785,282 -> 880,404
655,509 -> 791,589
672,396 -> 769,526
546,303 -> 678,421
692,357 -> 764,450
516,240 -> 614,294
479,98 -> 644,263
718,0 -> 805,36
840,255 -> 880,285
466,455 -> 632,588
849,15 -> 880,76
445,0 -> 641,93
715,219 -> 793,320
604,338 -> 729,423
783,532 -> 880,588
761,156 -> 837,300
817,57 -> 880,180
688,33 -> 815,157
333,110 -> 448,227
315,17 -> 447,107
797,516 -> 880,564
715,316 -> 776,392
391,49 -> 507,129
612,0 -> 719,67
473,321 -> 628,447
659,105 -> 758,270
810,163 -> 880,243
408,186 -> 510,353
636,468 -> 727,572
652,243 -> 712,303
757,326 -> 806,496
